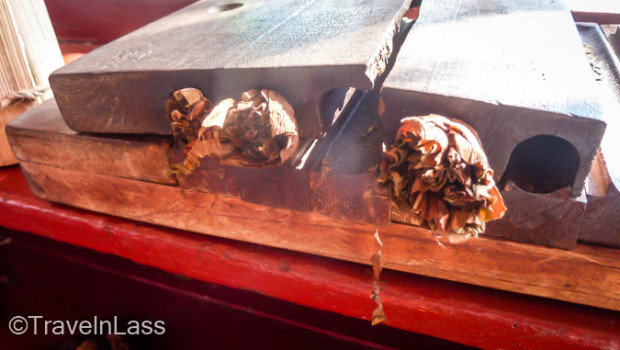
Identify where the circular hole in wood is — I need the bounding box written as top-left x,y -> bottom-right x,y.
499,135 -> 580,194
207,3 -> 244,13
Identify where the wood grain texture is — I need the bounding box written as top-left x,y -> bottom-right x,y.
485,186 -> 585,249
235,166 -> 312,212
381,0 -> 606,197
7,101 -> 385,224
20,161 -> 379,265
578,23 -> 620,248
17,160 -> 620,312
6,100 -> 174,185
309,166 -> 390,225
583,185 -> 620,248
171,144 -> 240,196
50,0 -> 411,136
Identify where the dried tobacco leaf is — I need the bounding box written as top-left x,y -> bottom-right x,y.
378,114 -> 506,235
178,89 -> 299,172
165,88 -> 213,144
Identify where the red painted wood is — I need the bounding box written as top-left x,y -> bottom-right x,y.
0,166 -> 618,349
3,228 -> 463,349
571,11 -> 620,24
45,0 -> 196,43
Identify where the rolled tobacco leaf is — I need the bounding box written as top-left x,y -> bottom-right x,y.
377,114 -> 506,235
165,88 -> 213,145
176,89 -> 299,172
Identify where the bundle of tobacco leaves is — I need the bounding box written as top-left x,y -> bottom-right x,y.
377,114 -> 506,235
176,89 -> 299,172
165,88 -> 213,144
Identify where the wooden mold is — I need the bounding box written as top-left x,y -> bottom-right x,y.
578,23 -> 620,248
8,100 -> 390,225
6,100 -> 620,312
380,0 -> 608,249
47,0 -> 417,221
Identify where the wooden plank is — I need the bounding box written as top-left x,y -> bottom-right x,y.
19,161 -> 379,264
309,167 -> 390,225
9,100 -> 386,223
583,185 -> 620,248
1,166 -> 619,350
485,186 -> 585,250
7,99 -> 175,185
50,0 -> 412,136
235,166 -> 312,212
578,23 -> 620,248
16,160 -> 620,312
381,0 -> 606,199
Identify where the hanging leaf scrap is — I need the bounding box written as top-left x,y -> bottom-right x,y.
171,89 -> 300,173
377,114 -> 506,235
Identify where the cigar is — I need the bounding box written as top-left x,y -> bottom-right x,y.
167,88 -> 299,173
377,114 -> 506,235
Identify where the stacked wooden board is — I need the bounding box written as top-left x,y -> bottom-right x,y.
6,0 -> 620,309
578,23 -> 620,248
380,0 -> 608,249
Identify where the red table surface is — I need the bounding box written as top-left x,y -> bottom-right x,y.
0,165 -> 618,349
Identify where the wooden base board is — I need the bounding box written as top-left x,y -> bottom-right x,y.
7,100 -> 174,184
9,100 -> 389,225
17,160 -> 620,311
578,23 -> 620,249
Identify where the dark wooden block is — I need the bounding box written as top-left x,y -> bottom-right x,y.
583,184 -> 620,248
578,23 -> 620,248
485,187 -> 585,250
50,0 -> 412,139
381,0 -> 606,198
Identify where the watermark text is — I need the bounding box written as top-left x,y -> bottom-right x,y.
9,316 -> 165,336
